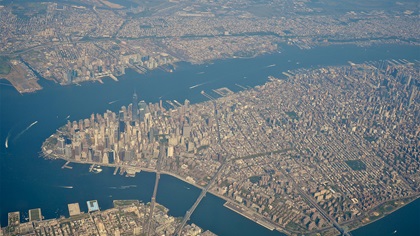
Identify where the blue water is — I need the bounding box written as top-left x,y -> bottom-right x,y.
352,198 -> 420,236
1,44 -> 419,235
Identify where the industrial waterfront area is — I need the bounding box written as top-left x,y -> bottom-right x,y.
4,200 -> 216,236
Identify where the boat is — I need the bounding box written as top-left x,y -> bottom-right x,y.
61,186 -> 73,189
92,167 -> 103,174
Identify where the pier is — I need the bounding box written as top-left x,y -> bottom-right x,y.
113,167 -> 119,175
61,161 -> 73,169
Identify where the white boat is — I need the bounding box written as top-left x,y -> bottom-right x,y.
92,167 -> 103,173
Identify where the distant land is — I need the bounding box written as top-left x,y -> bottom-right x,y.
0,0 -> 418,93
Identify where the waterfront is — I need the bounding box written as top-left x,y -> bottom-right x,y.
1,44 -> 419,235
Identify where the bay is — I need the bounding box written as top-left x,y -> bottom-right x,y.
1,44 -> 419,235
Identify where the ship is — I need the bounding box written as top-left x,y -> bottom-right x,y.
92,166 -> 103,174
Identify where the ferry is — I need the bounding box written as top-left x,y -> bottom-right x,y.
92,166 -> 103,174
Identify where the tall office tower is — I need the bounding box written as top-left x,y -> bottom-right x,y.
108,150 -> 115,164
104,134 -> 110,149
132,91 -> 138,123
138,100 -> 148,122
57,137 -> 65,155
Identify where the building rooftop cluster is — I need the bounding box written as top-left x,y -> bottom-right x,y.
42,60 -> 419,234
1,200 -> 216,236
0,0 -> 418,93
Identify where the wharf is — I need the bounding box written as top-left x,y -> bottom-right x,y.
173,100 -> 182,107
166,100 -> 177,108
113,167 -> 119,175
235,83 -> 247,90
109,74 -> 119,81
282,72 -> 292,77
61,161 -> 73,169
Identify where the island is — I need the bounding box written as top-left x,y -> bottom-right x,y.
41,60 -> 419,235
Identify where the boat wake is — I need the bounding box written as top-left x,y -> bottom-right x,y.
58,186 -> 73,189
13,121 -> 38,142
5,130 -> 11,148
197,71 -> 205,74
0,82 -> 13,87
109,185 -> 137,190
109,99 -> 120,104
265,64 -> 276,68
189,82 -> 208,89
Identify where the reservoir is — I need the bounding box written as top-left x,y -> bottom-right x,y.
1,44 -> 419,235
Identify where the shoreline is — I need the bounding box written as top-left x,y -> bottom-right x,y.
5,42 -> 420,95
43,155 -> 419,236
347,195 -> 420,233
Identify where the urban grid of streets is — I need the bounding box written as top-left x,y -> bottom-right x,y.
40,59 -> 419,235
4,200 -> 218,236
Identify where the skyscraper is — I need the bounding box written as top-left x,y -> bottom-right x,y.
132,91 -> 138,123
138,100 -> 148,122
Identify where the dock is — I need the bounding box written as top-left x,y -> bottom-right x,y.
173,100 -> 182,107
109,74 -> 119,81
113,167 -> 119,175
166,100 -> 177,108
235,83 -> 247,90
282,72 -> 292,77
61,161 -> 73,169
89,164 -> 95,172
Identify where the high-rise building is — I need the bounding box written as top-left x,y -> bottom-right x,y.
57,137 -> 65,155
138,100 -> 148,122
132,91 -> 138,123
